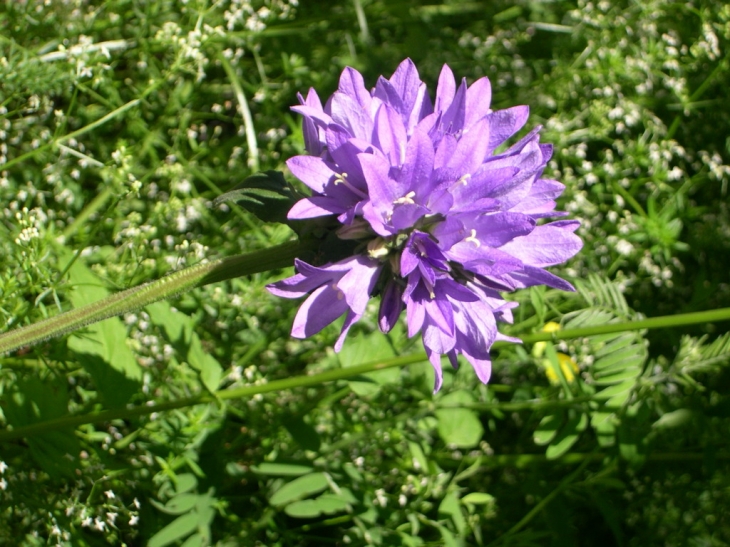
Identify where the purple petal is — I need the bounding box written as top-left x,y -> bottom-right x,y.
506,265 -> 577,291
287,197 -> 345,219
388,58 -> 421,113
373,76 -> 405,117
464,77 -> 492,130
440,78 -> 467,135
373,103 -> 407,167
486,106 -> 530,153
286,155 -> 337,193
400,127 -> 436,201
336,256 -> 381,314
330,92 -> 373,141
378,280 -> 404,333
335,309 -> 362,352
445,116 -> 491,174
338,67 -> 372,110
291,284 -> 349,339
426,348 -> 444,393
434,64 -> 456,113
291,104 -> 334,127
499,220 -> 582,267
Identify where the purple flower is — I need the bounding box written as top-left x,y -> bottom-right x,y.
269,59 -> 583,392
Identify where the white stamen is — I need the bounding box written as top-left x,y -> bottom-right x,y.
465,229 -> 480,247
457,173 -> 471,186
393,191 -> 416,205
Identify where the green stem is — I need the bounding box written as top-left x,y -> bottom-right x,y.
516,307 -> 730,344
0,240 -> 308,356
218,53 -> 259,172
0,352 -> 422,443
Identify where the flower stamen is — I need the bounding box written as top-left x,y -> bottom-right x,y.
333,172 -> 368,199
393,191 -> 416,205
465,229 -> 480,247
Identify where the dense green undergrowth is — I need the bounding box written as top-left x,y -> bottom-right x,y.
1,0 -> 730,545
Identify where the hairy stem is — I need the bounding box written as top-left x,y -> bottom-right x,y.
0,240 -> 308,356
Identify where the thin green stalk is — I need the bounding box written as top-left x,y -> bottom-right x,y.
62,187 -> 113,239
218,52 -> 259,171
0,240 -> 308,356
516,307 -> 730,344
0,352 -> 422,443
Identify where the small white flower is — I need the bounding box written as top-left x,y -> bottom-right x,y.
104,489 -> 115,499
0,461 -> 7,473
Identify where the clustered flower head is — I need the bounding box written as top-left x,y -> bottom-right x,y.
268,59 -> 582,392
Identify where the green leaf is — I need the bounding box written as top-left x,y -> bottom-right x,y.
214,170 -> 298,225
148,512 -> 198,547
180,534 -> 204,547
408,441 -> 429,473
433,520 -> 460,547
147,301 -> 223,393
594,333 -> 637,358
284,494 -> 351,518
594,367 -> 642,385
438,491 -> 467,536
546,413 -> 587,459
461,492 -> 495,505
252,463 -> 314,476
3,376 -> 80,477
593,380 -> 635,401
652,409 -> 694,429
61,248 -> 142,408
163,494 -> 199,515
534,412 -> 563,446
269,472 -> 329,506
593,346 -> 645,372
435,390 -> 484,448
338,331 -> 398,396
175,473 -> 198,494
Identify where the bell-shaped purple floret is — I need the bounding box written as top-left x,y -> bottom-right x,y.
267,256 -> 382,351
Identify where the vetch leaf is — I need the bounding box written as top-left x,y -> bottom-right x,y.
546,413 -> 587,459
534,411 -> 563,446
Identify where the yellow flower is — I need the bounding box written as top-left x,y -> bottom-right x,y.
532,321 -> 562,358
544,353 -> 580,385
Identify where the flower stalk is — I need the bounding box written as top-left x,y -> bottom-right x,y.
0,240 -> 310,356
